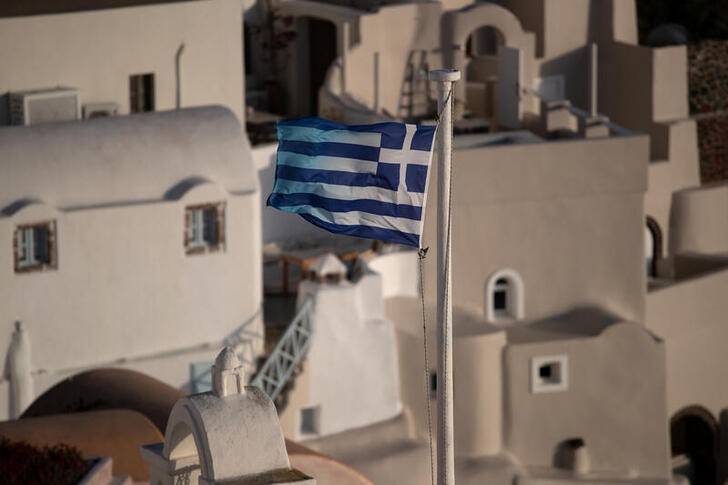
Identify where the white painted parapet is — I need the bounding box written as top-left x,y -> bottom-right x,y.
141,348 -> 314,484
363,251 -> 419,299
288,264 -> 402,440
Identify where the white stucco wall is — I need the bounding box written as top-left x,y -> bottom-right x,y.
291,274 -> 402,440
364,251 -> 419,299
0,0 -> 245,124
0,191 -> 262,418
0,107 -> 262,419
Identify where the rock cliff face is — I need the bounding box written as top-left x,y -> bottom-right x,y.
689,40 -> 728,183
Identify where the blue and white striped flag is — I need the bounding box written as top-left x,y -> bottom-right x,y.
267,117 -> 436,247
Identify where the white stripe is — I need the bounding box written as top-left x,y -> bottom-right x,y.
379,124 -> 431,165
287,205 -> 421,234
273,180 -> 425,206
279,126 -> 382,147
379,148 -> 431,165
277,151 -> 377,174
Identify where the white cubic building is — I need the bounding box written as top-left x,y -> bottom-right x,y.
0,106 -> 263,420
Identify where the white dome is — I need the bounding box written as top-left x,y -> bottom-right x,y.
0,106 -> 255,213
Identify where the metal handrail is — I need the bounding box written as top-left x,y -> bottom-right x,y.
251,296 -> 315,400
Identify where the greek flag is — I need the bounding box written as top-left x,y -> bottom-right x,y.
267,118 -> 437,247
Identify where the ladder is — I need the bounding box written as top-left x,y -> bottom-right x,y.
251,297 -> 314,401
398,50 -> 431,121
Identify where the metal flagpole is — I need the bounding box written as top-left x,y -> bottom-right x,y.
429,68 -> 460,485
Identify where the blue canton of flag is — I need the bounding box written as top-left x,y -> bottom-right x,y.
267,117 -> 437,247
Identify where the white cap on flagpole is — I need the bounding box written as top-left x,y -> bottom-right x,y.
428,69 -> 461,83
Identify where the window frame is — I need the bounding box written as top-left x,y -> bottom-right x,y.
184,202 -> 225,255
530,354 -> 569,394
14,220 -> 57,273
299,405 -> 321,437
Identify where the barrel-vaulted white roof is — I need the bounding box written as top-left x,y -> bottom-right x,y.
0,106 -> 256,212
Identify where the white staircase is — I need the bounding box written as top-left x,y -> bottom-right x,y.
251,297 -> 314,401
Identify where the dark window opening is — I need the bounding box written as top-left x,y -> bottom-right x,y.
466,26 -> 504,58
539,364 -> 552,379
130,73 -> 155,113
646,216 -> 663,278
671,407 -> 718,485
429,371 -> 437,398
244,23 -> 252,76
305,17 -> 337,117
538,363 -> 561,384
493,277 -> 509,313
494,289 -> 507,310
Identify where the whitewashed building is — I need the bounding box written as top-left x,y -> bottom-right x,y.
0,106 -> 263,419
0,0 -> 246,125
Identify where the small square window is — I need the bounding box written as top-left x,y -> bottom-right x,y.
14,221 -> 57,273
531,355 -> 568,394
300,406 -> 320,435
185,203 -> 225,254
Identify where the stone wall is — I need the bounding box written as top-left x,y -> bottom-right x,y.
688,40 -> 728,183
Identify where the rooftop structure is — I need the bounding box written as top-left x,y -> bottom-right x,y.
0,0 -> 246,124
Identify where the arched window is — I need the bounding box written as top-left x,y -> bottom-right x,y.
465,26 -> 505,58
485,269 -> 524,322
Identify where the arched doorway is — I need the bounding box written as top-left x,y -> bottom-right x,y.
645,216 -> 663,278
466,25 -> 505,57
292,16 -> 337,118
464,25 -> 506,122
442,3 -> 529,124
670,406 -> 719,484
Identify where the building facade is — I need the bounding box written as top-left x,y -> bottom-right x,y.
0,107 -> 263,420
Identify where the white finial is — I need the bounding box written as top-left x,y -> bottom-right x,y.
211,347 -> 245,397
9,320 -> 33,418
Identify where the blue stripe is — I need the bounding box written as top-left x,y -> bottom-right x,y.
411,125 -> 437,151
300,213 -> 419,247
275,165 -> 397,191
406,164 -> 428,193
278,117 -> 406,149
267,193 -> 422,220
279,140 -> 380,161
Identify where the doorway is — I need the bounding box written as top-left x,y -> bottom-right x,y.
294,17 -> 337,118
671,406 -> 719,484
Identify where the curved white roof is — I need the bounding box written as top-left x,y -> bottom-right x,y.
0,106 -> 255,212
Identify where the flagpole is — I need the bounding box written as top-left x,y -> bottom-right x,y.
429,68 -> 460,485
